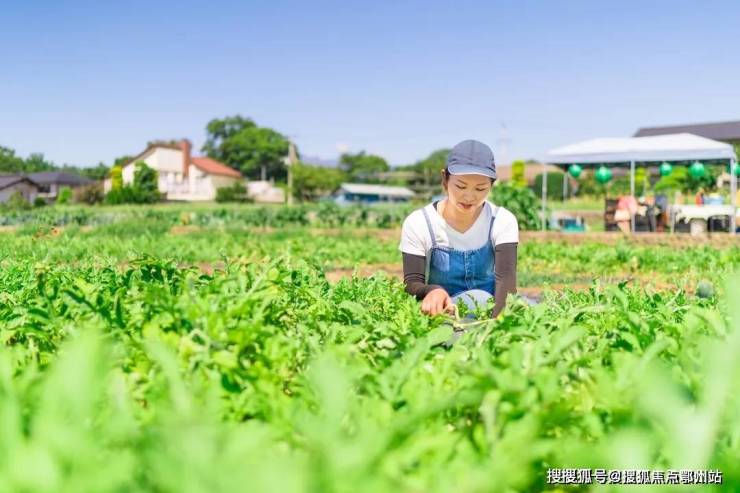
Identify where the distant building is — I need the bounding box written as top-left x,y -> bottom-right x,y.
29,171 -> 92,202
634,120 -> 740,147
246,180 -> 285,203
332,183 -> 415,204
0,175 -> 40,203
104,139 -> 243,201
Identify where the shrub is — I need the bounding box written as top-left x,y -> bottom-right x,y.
75,183 -> 104,205
104,162 -> 161,204
215,183 -> 251,203
110,165 -> 123,191
490,181 -> 542,230
4,190 -> 32,211
532,171 -> 566,200
56,186 -> 72,204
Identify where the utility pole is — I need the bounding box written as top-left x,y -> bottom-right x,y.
286,140 -> 298,206
496,121 -> 510,166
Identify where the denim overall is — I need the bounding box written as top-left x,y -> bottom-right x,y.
421,202 -> 496,316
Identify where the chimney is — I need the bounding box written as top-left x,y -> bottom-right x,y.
181,139 -> 192,178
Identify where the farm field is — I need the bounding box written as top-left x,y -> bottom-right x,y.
1,212 -> 739,492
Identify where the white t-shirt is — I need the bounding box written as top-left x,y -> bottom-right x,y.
398,200 -> 519,262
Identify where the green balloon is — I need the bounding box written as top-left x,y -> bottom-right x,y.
659,162 -> 673,177
595,166 -> 612,184
568,164 -> 583,178
689,161 -> 706,179
726,162 -> 740,177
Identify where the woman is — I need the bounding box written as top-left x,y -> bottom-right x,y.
398,140 -> 519,319
615,195 -> 637,234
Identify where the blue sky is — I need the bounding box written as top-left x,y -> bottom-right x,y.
2,0 -> 739,168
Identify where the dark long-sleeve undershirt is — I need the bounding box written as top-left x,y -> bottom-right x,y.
402,242 -> 518,318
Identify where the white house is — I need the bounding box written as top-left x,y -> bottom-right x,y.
104,139 -> 243,201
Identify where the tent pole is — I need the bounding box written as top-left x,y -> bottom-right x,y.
731,157 -> 737,236
630,160 -> 635,234
563,171 -> 567,201
541,163 -> 547,231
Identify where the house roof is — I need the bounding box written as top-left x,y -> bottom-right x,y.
28,171 -> 92,186
339,183 -> 415,197
634,120 -> 740,142
190,157 -> 242,178
122,141 -> 242,178
0,174 -> 40,191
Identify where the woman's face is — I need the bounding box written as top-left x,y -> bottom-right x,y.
441,171 -> 493,215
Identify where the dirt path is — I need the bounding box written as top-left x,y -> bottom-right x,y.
520,231 -> 740,247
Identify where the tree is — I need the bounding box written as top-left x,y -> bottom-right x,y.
411,149 -> 449,186
0,146 -> 26,173
653,165 -> 720,195
532,172 -> 567,200
635,167 -> 650,196
202,115 -> 290,181
511,160 -> 526,188
132,161 -> 159,200
339,151 -> 389,182
110,166 -> 123,191
113,155 -> 134,167
74,162 -> 110,180
24,153 -> 55,172
292,162 -> 347,201
0,145 -> 112,182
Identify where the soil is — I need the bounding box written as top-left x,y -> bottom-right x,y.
519,231 -> 740,247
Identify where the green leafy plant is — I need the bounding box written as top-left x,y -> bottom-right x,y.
0,215 -> 738,491
215,182 -> 251,203
56,186 -> 72,204
490,181 -> 542,230
105,161 -> 161,204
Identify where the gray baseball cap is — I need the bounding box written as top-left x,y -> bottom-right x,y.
446,139 -> 496,179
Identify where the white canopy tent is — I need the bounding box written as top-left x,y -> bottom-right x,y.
542,133 -> 738,234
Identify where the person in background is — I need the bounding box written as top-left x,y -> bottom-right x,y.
614,195 -> 637,234
398,140 -> 519,319
695,188 -> 705,205
654,193 -> 668,232
643,195 -> 657,232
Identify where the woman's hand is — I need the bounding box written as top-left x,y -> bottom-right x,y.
421,288 -> 455,316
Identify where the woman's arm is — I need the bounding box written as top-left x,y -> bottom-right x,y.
401,252 -> 445,300
492,242 -> 517,318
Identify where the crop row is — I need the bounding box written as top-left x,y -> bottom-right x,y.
0,251 -> 738,491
